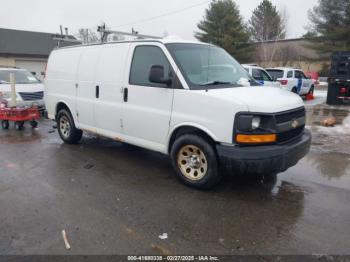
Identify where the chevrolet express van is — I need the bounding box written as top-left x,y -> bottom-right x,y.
45,39 -> 311,189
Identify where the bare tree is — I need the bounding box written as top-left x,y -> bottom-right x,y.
76,28 -> 99,44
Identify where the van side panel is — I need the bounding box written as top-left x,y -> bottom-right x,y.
45,48 -> 83,120
94,43 -> 130,137
76,46 -> 101,131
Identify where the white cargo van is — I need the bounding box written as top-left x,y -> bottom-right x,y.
45,39 -> 311,189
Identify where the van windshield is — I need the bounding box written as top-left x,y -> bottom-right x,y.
0,70 -> 40,84
166,43 -> 257,89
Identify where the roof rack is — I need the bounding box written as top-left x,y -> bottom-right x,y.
97,25 -> 162,42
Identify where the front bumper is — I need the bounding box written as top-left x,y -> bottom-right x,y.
216,129 -> 312,175
6,99 -> 45,110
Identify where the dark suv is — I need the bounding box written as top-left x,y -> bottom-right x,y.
327,52 -> 350,105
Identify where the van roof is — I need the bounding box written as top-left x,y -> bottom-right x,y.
54,38 -> 209,51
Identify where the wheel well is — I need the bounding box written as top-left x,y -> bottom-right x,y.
168,126 -> 216,154
55,102 -> 70,120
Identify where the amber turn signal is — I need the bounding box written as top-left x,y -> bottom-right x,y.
236,134 -> 277,144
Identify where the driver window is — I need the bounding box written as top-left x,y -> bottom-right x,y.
129,46 -> 171,87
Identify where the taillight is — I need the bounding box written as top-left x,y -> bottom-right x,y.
340,87 -> 347,94
279,80 -> 288,85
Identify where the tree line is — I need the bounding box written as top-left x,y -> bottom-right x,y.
196,0 -> 350,63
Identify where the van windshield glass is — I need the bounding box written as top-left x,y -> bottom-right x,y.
166,43 -> 256,89
0,70 -> 40,84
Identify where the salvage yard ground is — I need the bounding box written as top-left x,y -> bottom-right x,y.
0,92 -> 350,255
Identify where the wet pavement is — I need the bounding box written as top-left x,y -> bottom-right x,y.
0,101 -> 350,255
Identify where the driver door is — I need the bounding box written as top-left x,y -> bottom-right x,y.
121,44 -> 175,152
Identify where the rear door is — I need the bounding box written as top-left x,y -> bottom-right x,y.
121,43 -> 175,152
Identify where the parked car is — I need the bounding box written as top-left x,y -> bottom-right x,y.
0,67 -> 45,109
327,52 -> 350,105
266,67 -> 314,96
45,39 -> 311,189
242,65 -> 281,88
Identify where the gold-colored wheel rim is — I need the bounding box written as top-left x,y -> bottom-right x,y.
177,145 -> 208,181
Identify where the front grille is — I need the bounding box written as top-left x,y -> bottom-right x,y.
19,91 -> 44,101
278,126 -> 305,143
275,107 -> 305,124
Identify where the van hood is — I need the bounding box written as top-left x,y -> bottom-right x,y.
206,86 -> 304,113
0,83 -> 44,93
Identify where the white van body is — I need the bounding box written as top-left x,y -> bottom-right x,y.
45,39 -> 311,189
242,65 -> 281,88
0,67 -> 45,108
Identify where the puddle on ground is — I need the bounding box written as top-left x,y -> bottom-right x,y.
306,105 -> 350,127
281,152 -> 350,190
0,127 -> 42,144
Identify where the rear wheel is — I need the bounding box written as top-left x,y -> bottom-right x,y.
57,109 -> 83,144
170,134 -> 221,190
292,87 -> 298,94
1,120 -> 9,130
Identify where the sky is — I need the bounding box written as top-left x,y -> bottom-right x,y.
0,0 -> 319,40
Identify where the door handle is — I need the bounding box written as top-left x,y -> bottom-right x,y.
96,85 -> 100,99
123,87 -> 128,102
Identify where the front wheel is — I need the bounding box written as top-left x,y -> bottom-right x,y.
57,109 -> 83,144
170,134 -> 222,190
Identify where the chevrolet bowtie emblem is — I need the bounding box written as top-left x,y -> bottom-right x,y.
291,119 -> 299,129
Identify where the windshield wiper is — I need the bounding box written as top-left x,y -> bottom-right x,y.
200,81 -> 232,86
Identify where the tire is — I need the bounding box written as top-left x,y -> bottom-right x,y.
292,87 -> 298,94
30,120 -> 38,128
1,120 -> 9,130
57,109 -> 83,144
15,121 -> 24,131
170,134 -> 221,190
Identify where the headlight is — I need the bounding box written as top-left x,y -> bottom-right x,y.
235,113 -> 276,144
252,116 -> 261,130
0,91 -> 12,99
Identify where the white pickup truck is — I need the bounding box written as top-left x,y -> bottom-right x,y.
45,39 -> 311,189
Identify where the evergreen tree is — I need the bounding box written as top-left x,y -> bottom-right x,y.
307,0 -> 350,52
249,0 -> 286,42
195,0 -> 252,62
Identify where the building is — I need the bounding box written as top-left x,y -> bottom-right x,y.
0,28 -> 81,80
249,38 -> 330,74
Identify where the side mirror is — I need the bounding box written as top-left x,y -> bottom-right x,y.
149,65 -> 172,86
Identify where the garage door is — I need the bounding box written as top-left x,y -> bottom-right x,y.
15,60 -> 46,81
